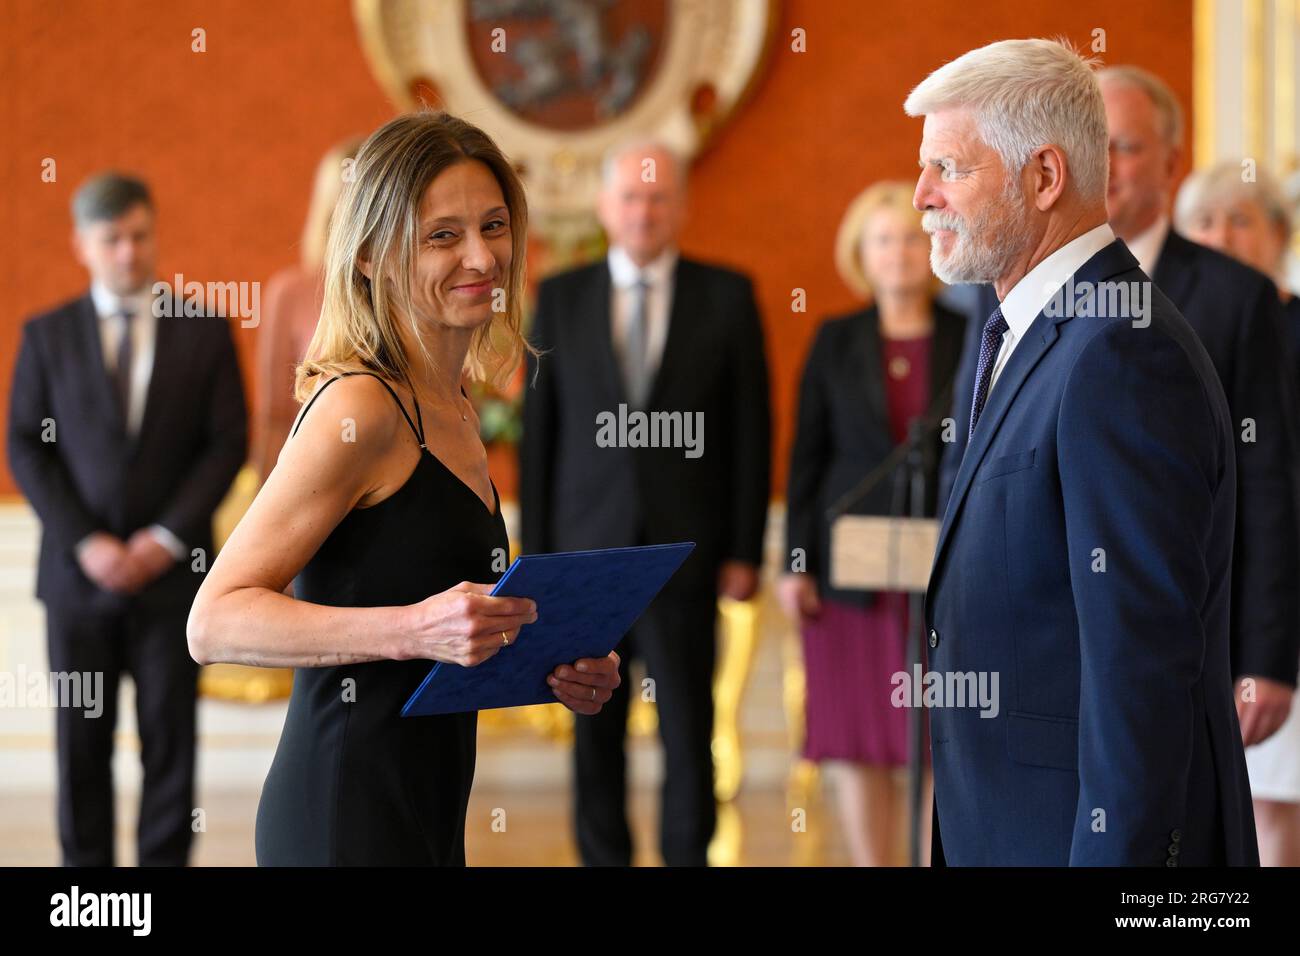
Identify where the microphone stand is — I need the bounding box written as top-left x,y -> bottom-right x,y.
825,404 -> 946,868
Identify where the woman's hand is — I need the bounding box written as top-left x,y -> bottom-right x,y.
398,582 -> 537,666
777,573 -> 821,623
549,651 -> 621,715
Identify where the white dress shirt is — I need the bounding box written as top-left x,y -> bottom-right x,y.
987,222 -> 1117,395
79,281 -> 186,562
608,245 -> 677,385
1123,213 -> 1170,278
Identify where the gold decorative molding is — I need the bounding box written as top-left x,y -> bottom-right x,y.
352,0 -> 777,240
1275,0 -> 1296,169
1194,0 -> 1217,168
1244,0 -> 1266,162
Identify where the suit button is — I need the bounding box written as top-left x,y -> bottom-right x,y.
1167,843 -> 1180,856
928,629 -> 939,649
1165,857 -> 1178,867
1170,829 -> 1182,842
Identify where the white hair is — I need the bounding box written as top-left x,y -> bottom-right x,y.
904,38 -> 1109,203
599,137 -> 687,192
1175,161 -> 1293,239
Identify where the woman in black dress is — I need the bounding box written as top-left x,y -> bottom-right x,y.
187,112 -> 621,865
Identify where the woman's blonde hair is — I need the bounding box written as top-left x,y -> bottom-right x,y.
834,179 -> 937,301
294,111 -> 532,402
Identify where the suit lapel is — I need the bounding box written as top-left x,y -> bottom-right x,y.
134,310 -> 175,453
77,293 -> 127,434
852,308 -> 890,434
928,308 -> 963,410
585,262 -> 627,406
646,258 -> 695,409
930,314 -> 1062,574
1153,230 -> 1197,307
929,240 -> 1140,585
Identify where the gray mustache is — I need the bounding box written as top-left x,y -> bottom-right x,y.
922,212 -> 967,235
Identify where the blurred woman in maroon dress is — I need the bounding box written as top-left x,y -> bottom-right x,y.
779,181 -> 965,865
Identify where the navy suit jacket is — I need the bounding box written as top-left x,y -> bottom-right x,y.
940,231 -> 1300,687
7,292 -> 248,615
926,239 -> 1258,866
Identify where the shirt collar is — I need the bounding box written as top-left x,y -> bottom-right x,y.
607,245 -> 678,290
90,280 -> 153,320
998,222 -> 1117,340
1124,213 -> 1170,277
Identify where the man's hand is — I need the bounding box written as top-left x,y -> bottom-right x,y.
77,531 -> 146,593
549,651 -> 621,715
123,528 -> 178,591
1236,675 -> 1295,746
718,560 -> 760,602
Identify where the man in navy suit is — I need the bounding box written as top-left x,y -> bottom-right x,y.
907,39 -> 1257,865
940,68 -> 1300,750
7,173 -> 247,865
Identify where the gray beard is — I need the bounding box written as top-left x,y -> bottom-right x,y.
929,185 -> 1034,285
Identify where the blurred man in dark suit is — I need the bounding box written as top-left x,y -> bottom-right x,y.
520,140 -> 770,866
939,67 -> 1300,750
7,173 -> 247,865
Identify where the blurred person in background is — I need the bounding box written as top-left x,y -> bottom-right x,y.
6,172 -> 248,865
252,137 -> 363,482
1176,161 -> 1300,866
520,139 -> 770,866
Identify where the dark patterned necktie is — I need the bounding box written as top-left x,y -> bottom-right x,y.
968,306 -> 1009,439
113,307 -> 134,422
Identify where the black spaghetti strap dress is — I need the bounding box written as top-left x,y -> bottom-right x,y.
255,371 -> 507,866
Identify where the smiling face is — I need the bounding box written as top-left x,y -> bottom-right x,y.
406,158 -> 513,332
1102,81 -> 1179,241
913,107 -> 1034,285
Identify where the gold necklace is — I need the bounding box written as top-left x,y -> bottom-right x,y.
407,379 -> 470,426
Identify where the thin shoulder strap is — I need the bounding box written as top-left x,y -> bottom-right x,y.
290,371 -> 426,447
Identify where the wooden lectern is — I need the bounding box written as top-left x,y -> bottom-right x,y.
829,515 -> 939,592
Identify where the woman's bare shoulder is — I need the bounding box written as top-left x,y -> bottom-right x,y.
284,371 -> 406,472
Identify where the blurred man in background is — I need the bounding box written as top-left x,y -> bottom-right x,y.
520,140 -> 770,866
7,172 -> 247,865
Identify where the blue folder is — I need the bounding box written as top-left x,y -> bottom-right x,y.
401,542 -> 696,716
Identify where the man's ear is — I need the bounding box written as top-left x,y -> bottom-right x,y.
1030,144 -> 1069,212
1164,142 -> 1183,183
70,229 -> 85,267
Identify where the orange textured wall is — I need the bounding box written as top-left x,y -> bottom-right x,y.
0,0 -> 1193,499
